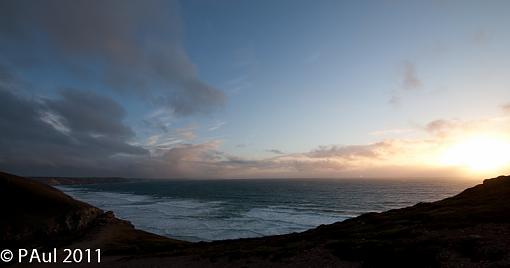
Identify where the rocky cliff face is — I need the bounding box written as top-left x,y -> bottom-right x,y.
0,172 -> 103,248
0,171 -> 185,257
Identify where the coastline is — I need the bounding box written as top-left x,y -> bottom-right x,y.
54,178 -> 471,242
2,171 -> 510,267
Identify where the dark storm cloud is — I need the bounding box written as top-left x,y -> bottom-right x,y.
0,71 -> 147,176
0,0 -> 225,116
0,65 -> 16,86
44,89 -> 135,139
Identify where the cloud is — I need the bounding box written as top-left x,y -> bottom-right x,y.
223,74 -> 252,96
0,76 -> 467,179
39,111 -> 70,135
208,121 -> 227,131
202,117 -> 510,178
141,125 -> 198,156
0,0 -> 225,116
1,62 -> 507,178
45,89 -> 135,139
388,94 -> 401,106
134,138 -> 442,179
424,118 -> 507,139
142,108 -> 176,133
136,141 -> 227,178
501,103 -> 510,114
266,149 -> 285,154
176,127 -> 197,141
470,30 -> 491,46
425,119 -> 460,137
0,71 -> 147,176
402,61 -> 422,90
0,65 -> 17,88
212,139 -> 444,178
144,134 -> 183,153
388,61 -> 422,106
306,143 -> 391,159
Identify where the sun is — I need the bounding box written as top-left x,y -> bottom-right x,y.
439,135 -> 510,173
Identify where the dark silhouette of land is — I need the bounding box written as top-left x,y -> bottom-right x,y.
31,176 -> 132,186
1,171 -> 510,267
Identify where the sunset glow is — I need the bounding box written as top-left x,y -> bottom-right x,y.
1,1 -> 510,179
438,135 -> 510,174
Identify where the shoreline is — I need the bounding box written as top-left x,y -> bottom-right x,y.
3,171 -> 510,267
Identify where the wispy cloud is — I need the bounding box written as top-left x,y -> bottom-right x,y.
424,117 -> 510,139
142,125 -> 197,155
208,121 -> 227,131
224,75 -> 252,96
176,126 -> 197,141
266,149 -> 285,154
501,103 -> 510,114
388,93 -> 401,106
470,30 -> 491,47
402,61 -> 422,90
39,111 -> 71,135
389,60 -> 423,106
143,108 -> 176,133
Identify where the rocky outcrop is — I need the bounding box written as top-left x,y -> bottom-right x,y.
0,172 -> 103,248
0,171 -> 185,256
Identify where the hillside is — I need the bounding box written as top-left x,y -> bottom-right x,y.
0,172 -> 185,254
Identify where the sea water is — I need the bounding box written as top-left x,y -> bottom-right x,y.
58,178 -> 475,242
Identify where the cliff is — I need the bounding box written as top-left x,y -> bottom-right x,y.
0,172 -> 185,255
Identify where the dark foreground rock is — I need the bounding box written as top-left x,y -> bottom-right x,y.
2,171 -> 510,267
0,172 -> 186,255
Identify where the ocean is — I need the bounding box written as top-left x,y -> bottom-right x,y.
58,178 -> 476,242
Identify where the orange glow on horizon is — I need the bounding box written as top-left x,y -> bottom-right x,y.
438,134 -> 510,175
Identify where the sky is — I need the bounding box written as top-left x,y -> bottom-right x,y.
1,0 -> 510,179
